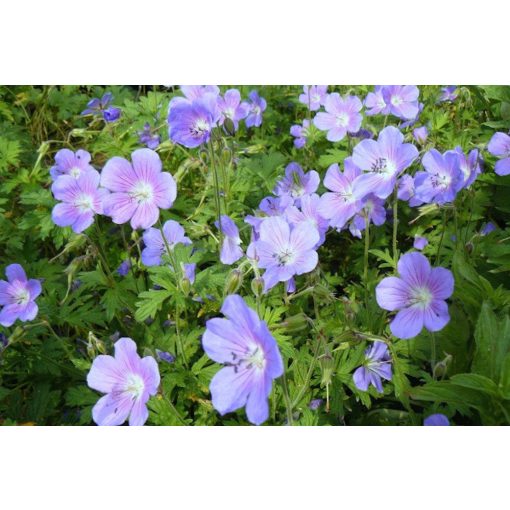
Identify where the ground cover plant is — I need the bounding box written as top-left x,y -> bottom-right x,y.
0,84 -> 509,426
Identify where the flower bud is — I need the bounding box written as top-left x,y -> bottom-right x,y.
251,277 -> 264,297
281,313 -> 309,332
223,118 -> 236,136
224,269 -> 243,295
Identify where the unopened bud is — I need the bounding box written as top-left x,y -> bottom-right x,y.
223,118 -> 236,136
251,277 -> 264,297
224,269 -> 243,295
281,313 -> 308,332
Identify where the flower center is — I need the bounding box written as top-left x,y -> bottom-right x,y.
74,193 -> 94,213
371,157 -> 396,176
15,288 -> 30,305
274,246 -> 296,266
224,107 -> 234,119
431,172 -> 451,190
336,112 -> 349,127
410,286 -> 433,308
391,95 -> 403,106
191,118 -> 210,137
69,166 -> 82,178
312,94 -> 321,103
130,181 -> 153,203
125,374 -> 145,399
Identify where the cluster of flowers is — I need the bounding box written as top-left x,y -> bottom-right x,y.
167,85 -> 266,148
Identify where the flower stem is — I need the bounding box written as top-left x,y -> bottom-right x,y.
281,370 -> 294,426
364,213 -> 370,307
392,187 -> 399,264
435,209 -> 448,265
430,332 -> 437,379
92,223 -> 116,286
207,138 -> 223,251
162,393 -> 187,425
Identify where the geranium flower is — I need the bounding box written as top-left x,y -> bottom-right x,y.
364,86 -> 389,116
348,194 -> 386,238
487,132 -> 510,176
318,157 -> 364,229
376,252 -> 454,339
141,219 -> 191,266
243,90 -> 267,128
87,337 -> 160,426
454,146 -> 482,189
201,294 -> 283,425
414,149 -> 463,204
313,93 -> 363,142
101,149 -> 177,229
413,235 -> 428,250
51,170 -> 108,233
50,149 -> 95,181
273,162 -> 320,204
439,86 -> 458,103
0,264 -> 42,327
413,126 -> 428,145
353,341 -> 392,393
382,85 -> 420,120
286,193 -> 329,248
138,123 -> 160,150
217,215 -> 244,265
168,93 -> 220,148
352,126 -> 419,199
217,89 -> 249,131
252,216 -> 319,292
180,85 -> 220,101
81,92 -> 121,122
299,85 -> 328,111
424,413 -> 450,426
397,174 -> 423,207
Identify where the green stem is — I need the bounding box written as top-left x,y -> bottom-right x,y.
392,187 -> 399,264
207,138 -> 223,251
435,209 -> 448,265
162,393 -> 187,425
430,332 -> 437,379
363,213 -> 370,307
281,370 -> 294,426
291,337 -> 321,408
174,302 -> 188,369
92,224 -> 115,286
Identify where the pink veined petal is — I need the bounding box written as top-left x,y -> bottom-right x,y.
313,112 -> 337,131
51,175 -> 81,202
202,317 -> 251,363
323,164 -> 348,192
0,303 -> 22,327
245,371 -> 270,425
77,169 -> 100,193
54,148 -> 77,169
72,211 -> 95,233
423,299 -> 450,332
130,201 -> 160,230
352,139 -> 381,170
128,397 -> 150,426
488,132 -> 510,157
397,252 -> 431,288
259,216 -> 290,251
5,263 -> 27,283
376,276 -> 411,311
209,365 -> 253,415
495,158 -> 510,176
378,126 -> 405,162
290,222 -> 320,252
262,267 -> 282,293
87,354 -> 126,393
390,305 -> 425,339
92,393 -> 133,426
100,157 -> 138,193
52,203 -> 80,228
289,249 -> 318,275
153,172 -> 177,209
396,143 -> 419,172
353,367 -> 370,391
220,294 -> 261,339
131,148 -> 162,183
19,302 -> 38,321
326,126 -> 347,142
102,193 -> 137,225
114,337 -> 142,374
0,281 -> 13,305
428,267 -> 454,300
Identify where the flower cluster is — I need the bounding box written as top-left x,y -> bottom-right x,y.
81,92 -> 121,122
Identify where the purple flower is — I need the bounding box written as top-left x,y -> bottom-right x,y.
50,149 -> 95,181
0,264 -> 42,327
413,126 -> 428,145
252,216 -> 319,293
117,259 -> 131,276
481,222 -> 496,235
103,106 -> 121,122
180,85 -> 220,101
168,93 -> 220,148
81,92 -> 113,115
87,337 -> 160,426
217,215 -> 243,265
201,294 -> 284,425
376,252 -> 454,339
364,86 -> 389,116
156,349 -> 176,364
353,341 -> 392,393
313,93 -> 363,142
273,162 -> 320,203
454,147 -> 482,189
397,174 -> 423,207
183,262 -> 196,284
349,194 -> 387,238
51,170 -> 108,233
414,149 -> 463,205
382,85 -> 420,120
299,85 -> 328,111
352,126 -> 419,199
318,158 -> 364,230
101,149 -> 177,230
309,398 -> 323,410
138,123 -> 160,150
399,102 -> 424,130
217,89 -> 249,131
259,195 -> 293,217
413,235 -> 428,250
290,119 -> 311,149
424,413 -> 450,426
439,86 -> 458,103
243,90 -> 267,128
286,193 -> 329,247
141,219 -> 191,266
487,132 -> 510,176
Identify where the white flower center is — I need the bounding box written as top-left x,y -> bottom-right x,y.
224,107 -> 234,119
275,246 -> 296,266
130,181 -> 153,203
74,193 -> 94,213
245,345 -> 266,370
15,288 -> 30,305
371,157 -> 396,176
312,94 -> 321,103
410,287 -> 433,308
192,118 -> 210,136
336,112 -> 349,127
391,95 -> 403,106
252,106 -> 261,115
69,166 -> 82,178
432,173 -> 451,190
125,374 -> 145,399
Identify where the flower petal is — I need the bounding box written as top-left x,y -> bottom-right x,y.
397,252 -> 431,288
376,276 -> 411,311
390,305 -> 425,339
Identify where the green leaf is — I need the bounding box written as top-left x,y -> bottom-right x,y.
135,289 -> 172,322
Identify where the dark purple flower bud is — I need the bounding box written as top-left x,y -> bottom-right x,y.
424,413 -> 450,426
110,331 -> 120,342
116,259 -> 131,277
103,106 -> 121,122
162,319 -> 175,328
156,349 -> 176,364
481,222 -> 496,236
349,128 -> 374,140
309,398 -> 323,410
71,279 -> 82,292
